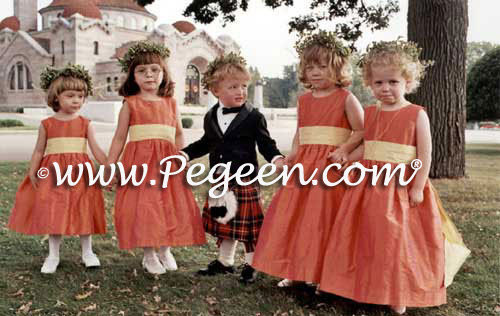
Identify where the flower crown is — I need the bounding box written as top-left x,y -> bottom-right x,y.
40,63 -> 93,95
201,52 -> 247,90
118,40 -> 170,73
295,30 -> 351,58
359,38 -> 434,68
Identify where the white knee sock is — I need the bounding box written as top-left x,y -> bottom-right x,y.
48,235 -> 62,259
218,239 -> 238,267
244,252 -> 254,265
143,247 -> 156,259
80,235 -> 93,256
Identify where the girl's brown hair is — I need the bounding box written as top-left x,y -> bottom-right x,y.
298,45 -> 352,89
118,52 -> 174,97
46,76 -> 88,112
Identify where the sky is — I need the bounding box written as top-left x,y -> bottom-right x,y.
1,0 -> 499,78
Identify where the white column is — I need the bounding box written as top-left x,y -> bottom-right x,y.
254,80 -> 264,109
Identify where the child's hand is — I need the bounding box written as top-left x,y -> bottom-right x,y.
29,173 -> 39,190
273,157 -> 285,172
328,148 -> 349,165
409,187 -> 424,207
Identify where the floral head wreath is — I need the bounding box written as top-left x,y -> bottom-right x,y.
359,38 -> 434,69
40,63 -> 93,95
201,52 -> 247,90
294,30 -> 351,58
118,40 -> 170,73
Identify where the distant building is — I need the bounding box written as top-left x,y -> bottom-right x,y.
0,0 -> 240,108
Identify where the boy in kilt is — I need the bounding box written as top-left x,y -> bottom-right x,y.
181,52 -> 284,283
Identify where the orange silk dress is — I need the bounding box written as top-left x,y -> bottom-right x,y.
8,116 -> 106,235
253,88 -> 352,283
319,104 -> 446,307
114,95 -> 206,249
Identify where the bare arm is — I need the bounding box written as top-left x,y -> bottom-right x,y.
341,93 -> 365,153
285,105 -> 300,163
106,102 -> 130,165
28,124 -> 47,189
409,110 -> 432,207
87,123 -> 107,165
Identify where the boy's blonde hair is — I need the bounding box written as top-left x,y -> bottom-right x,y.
298,44 -> 352,89
360,39 -> 432,93
47,76 -> 88,112
202,52 -> 250,92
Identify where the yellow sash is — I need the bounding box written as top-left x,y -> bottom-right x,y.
364,140 -> 417,164
45,137 -> 87,155
129,124 -> 176,142
299,126 -> 352,146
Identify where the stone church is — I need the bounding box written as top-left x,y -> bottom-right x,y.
0,0 -> 240,108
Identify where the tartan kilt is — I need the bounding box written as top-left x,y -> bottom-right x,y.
202,181 -> 264,244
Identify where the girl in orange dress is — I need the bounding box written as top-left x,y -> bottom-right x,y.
8,65 -> 106,274
319,40 -> 459,314
107,41 -> 206,275
252,31 -> 364,287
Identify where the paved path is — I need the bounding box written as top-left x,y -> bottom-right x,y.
0,113 -> 498,161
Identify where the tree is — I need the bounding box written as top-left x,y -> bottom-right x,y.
247,66 -> 262,103
135,0 -> 399,47
466,47 -> 500,122
407,0 -> 468,178
263,64 -> 301,108
466,41 -> 499,73
349,53 -> 374,106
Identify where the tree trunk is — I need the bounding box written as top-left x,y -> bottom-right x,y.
407,0 -> 468,178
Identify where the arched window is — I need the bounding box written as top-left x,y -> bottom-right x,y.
8,62 -> 34,91
61,40 -> 65,55
114,76 -> 119,91
185,64 -> 200,104
106,77 -> 112,92
94,41 -> 99,55
116,15 -> 124,27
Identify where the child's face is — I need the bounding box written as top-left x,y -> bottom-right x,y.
134,63 -> 164,93
369,65 -> 409,106
305,61 -> 333,90
57,90 -> 85,114
212,77 -> 248,107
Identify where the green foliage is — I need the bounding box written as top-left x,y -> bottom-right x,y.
466,41 -> 499,73
201,52 -> 247,90
263,64 -> 301,108
350,53 -> 375,106
118,41 -> 170,73
40,64 -> 94,95
295,30 -> 350,57
466,47 -> 500,121
0,119 -> 24,127
134,0 -> 398,47
181,117 -> 194,128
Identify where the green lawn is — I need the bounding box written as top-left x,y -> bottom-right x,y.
0,144 -> 499,315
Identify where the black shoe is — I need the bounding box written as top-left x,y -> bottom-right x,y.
239,263 -> 257,284
197,260 -> 234,276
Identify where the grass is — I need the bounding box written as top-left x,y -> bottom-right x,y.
0,144 -> 499,315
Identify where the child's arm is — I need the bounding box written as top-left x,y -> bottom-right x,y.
254,111 -> 282,162
28,124 -> 47,189
409,109 -> 432,207
106,102 -> 130,164
286,126 -> 300,163
173,100 -> 185,150
181,114 -> 213,161
87,123 -> 107,165
329,94 -> 364,163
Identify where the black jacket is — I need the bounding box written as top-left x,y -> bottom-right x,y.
182,103 -> 282,176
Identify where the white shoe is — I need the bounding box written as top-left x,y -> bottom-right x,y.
390,306 -> 407,314
41,257 -> 59,274
82,252 -> 101,268
142,254 -> 166,275
277,278 -> 294,287
158,248 -> 178,271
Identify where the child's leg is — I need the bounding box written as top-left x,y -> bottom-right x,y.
142,247 -> 166,275
41,235 -> 61,274
197,238 -> 236,275
80,235 -> 100,268
240,241 -> 257,283
218,239 -> 238,267
390,306 -> 406,314
158,246 -> 177,271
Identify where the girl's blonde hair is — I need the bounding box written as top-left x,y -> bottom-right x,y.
118,52 -> 174,97
361,40 -> 431,93
47,76 -> 88,112
298,44 -> 352,89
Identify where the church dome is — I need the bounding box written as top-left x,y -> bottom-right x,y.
172,21 -> 196,34
0,16 -> 20,32
97,0 -> 150,14
62,0 -> 102,19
